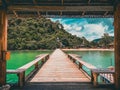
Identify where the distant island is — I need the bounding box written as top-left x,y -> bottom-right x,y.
8,18 -> 114,50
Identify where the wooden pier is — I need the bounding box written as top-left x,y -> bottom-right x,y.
7,49 -> 115,90
30,49 -> 90,83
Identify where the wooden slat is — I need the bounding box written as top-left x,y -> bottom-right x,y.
31,49 -> 90,82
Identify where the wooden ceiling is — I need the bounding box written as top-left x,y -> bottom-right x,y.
0,0 -> 117,18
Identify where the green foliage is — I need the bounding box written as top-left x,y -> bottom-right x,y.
91,33 -> 114,48
8,18 -> 83,50
98,33 -> 114,48
8,18 -> 113,50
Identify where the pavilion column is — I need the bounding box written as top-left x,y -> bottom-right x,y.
114,3 -> 120,90
0,10 -> 8,86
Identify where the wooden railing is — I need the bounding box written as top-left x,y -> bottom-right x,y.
7,54 -> 49,87
91,69 -> 115,86
68,54 -> 115,86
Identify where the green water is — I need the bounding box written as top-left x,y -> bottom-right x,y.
66,51 -> 114,77
7,50 -> 114,84
7,50 -> 52,84
66,51 -> 114,68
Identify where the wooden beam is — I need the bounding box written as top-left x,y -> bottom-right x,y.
33,0 -> 37,5
0,10 -> 8,86
104,11 -> 108,16
13,10 -> 18,18
37,11 -> 40,17
8,6 -> 113,12
82,11 -> 85,16
61,0 -> 64,5
114,3 -> 120,90
1,0 -> 7,8
88,0 -> 91,4
60,11 -> 62,15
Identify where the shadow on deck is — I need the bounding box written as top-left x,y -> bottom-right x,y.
10,82 -> 114,90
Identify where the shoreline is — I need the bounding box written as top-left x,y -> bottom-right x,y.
62,48 -> 114,51
8,48 -> 114,52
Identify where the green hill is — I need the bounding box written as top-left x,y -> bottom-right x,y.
8,18 -> 83,50
92,37 -> 114,43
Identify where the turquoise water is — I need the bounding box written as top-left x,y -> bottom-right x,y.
66,51 -> 114,68
7,50 -> 114,83
7,50 -> 52,84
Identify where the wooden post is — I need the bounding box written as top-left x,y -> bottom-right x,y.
18,71 -> 25,87
34,62 -> 39,69
79,63 -> 82,69
93,72 -> 99,86
114,3 -> 120,90
0,10 -> 8,86
91,71 -> 94,83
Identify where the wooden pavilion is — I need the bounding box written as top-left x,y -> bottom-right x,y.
0,0 -> 120,90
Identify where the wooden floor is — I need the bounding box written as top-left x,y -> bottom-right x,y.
30,49 -> 90,82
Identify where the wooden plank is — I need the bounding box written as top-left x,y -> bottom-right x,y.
31,49 -> 90,82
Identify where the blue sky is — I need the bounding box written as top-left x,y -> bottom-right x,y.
50,18 -> 114,41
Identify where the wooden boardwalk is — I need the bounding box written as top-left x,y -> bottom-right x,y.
30,49 -> 90,82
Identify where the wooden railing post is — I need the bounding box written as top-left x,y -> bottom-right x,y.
41,59 -> 45,65
91,70 -> 94,82
72,58 -> 75,63
34,62 -> 39,69
79,63 -> 82,69
93,72 -> 99,86
18,71 -> 25,87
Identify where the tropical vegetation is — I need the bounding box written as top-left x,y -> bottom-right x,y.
8,18 -> 114,50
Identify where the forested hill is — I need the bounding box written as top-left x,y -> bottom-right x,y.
8,18 -> 83,50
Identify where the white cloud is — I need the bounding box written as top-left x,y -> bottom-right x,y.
63,23 -> 109,41
50,18 -> 114,41
109,33 -> 114,36
63,24 -> 72,31
82,23 -> 109,41
63,23 -> 82,32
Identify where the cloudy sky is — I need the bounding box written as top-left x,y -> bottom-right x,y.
50,18 -> 114,41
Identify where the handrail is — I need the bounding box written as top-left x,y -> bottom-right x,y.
91,69 -> 115,86
68,54 -> 115,86
68,54 -> 96,69
18,54 -> 49,70
7,54 -> 49,87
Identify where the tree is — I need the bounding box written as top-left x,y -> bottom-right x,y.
81,37 -> 90,47
8,18 -> 84,50
99,33 -> 113,48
